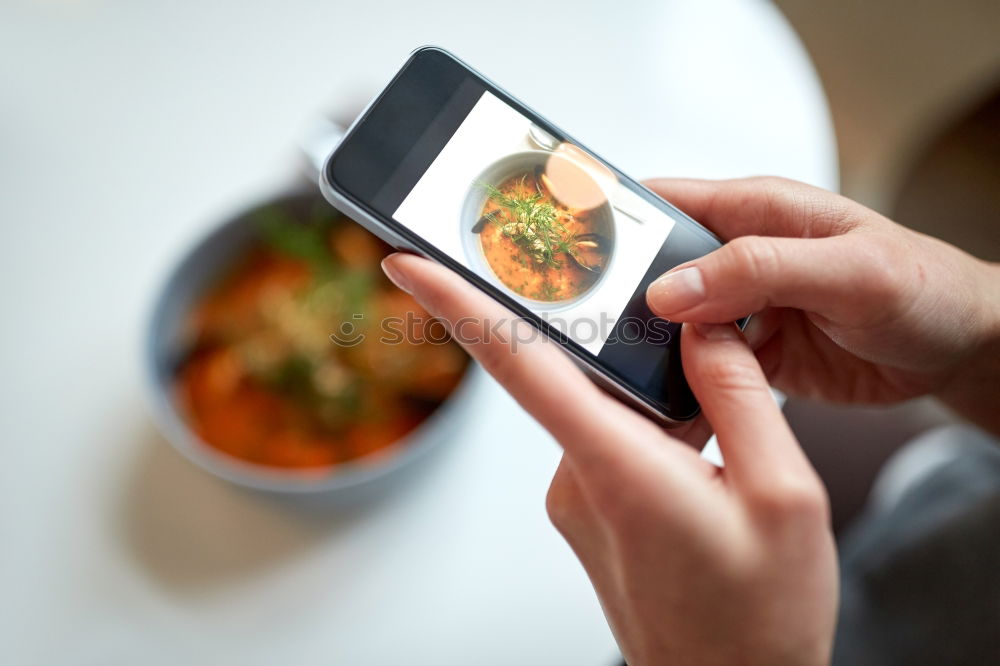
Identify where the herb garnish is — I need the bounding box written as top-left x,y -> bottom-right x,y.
481,178 -> 576,268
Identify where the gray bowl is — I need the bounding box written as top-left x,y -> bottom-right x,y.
144,189 -> 478,501
460,150 -> 616,312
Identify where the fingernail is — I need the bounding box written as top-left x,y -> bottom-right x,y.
691,322 -> 740,341
647,266 -> 705,313
381,256 -> 412,294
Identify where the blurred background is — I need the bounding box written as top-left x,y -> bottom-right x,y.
779,0 -> 1000,232
1,0 -> 997,664
773,0 -> 1000,532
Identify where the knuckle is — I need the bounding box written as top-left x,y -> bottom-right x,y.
545,484 -> 573,532
871,239 -> 911,295
800,191 -> 863,236
750,174 -> 798,194
850,234 -> 915,318
545,462 -> 578,525
744,175 -> 860,237
755,176 -> 800,226
545,470 -> 595,540
700,353 -> 768,395
722,236 -> 779,284
739,175 -> 797,204
749,475 -> 830,526
480,340 -> 516,384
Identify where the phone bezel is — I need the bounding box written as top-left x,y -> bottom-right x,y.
322,46 -> 726,425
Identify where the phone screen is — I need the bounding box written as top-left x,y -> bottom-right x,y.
329,49 -> 727,420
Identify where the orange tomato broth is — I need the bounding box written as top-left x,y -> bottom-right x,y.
479,175 -> 600,302
175,217 -> 468,471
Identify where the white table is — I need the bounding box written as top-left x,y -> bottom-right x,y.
0,1 -> 836,664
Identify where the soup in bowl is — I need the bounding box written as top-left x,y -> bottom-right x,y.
461,151 -> 616,310
146,191 -> 474,498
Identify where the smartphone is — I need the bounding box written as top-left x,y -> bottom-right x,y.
320,46 -> 739,425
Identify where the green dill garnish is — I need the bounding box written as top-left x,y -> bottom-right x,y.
250,204 -> 379,422
480,178 -> 575,268
254,205 -> 375,315
256,205 -> 336,277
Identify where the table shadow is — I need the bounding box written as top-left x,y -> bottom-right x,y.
118,423 -> 432,597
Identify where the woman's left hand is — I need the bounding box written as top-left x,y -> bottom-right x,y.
381,252 -> 838,666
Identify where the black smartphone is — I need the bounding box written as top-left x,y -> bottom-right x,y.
321,46 -> 738,425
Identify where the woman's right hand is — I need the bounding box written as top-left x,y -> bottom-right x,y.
644,177 -> 1000,433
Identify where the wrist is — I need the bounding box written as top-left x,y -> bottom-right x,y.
935,259 -> 1000,435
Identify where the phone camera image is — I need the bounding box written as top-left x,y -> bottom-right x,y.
394,90 -> 675,356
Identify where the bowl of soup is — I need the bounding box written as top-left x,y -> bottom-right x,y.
146,190 -> 475,499
461,151 -> 616,310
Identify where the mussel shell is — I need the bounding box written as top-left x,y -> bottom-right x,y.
569,233 -> 610,273
471,214 -> 491,234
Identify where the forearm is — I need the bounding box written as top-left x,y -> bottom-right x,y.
935,259 -> 1000,437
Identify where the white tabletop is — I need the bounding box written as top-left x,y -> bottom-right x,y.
0,1 -> 836,664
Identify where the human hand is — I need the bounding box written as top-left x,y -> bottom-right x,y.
381,252 -> 838,666
644,177 -> 1000,432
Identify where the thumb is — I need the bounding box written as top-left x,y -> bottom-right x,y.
646,234 -> 905,326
